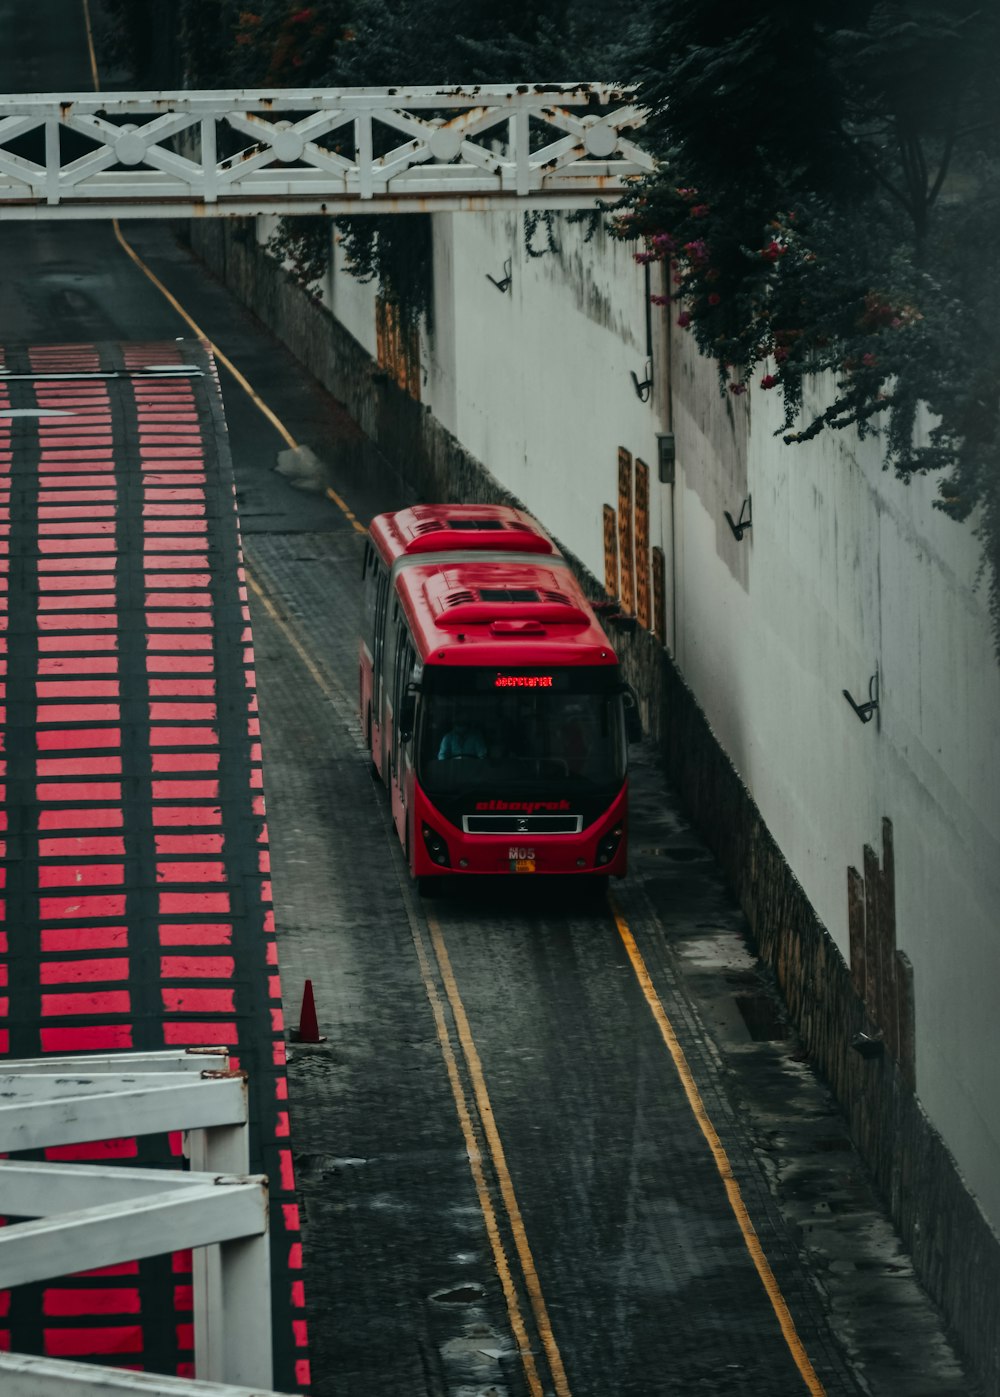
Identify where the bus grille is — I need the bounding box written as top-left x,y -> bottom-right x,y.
462,814 -> 583,834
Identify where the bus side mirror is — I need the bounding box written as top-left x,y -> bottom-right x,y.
622,685 -> 643,743
400,683 -> 419,741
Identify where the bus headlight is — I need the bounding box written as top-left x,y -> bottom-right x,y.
595,825 -> 624,866
422,823 -> 451,867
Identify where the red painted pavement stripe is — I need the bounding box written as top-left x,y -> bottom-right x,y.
151,754 -> 220,773
38,865 -> 125,888
36,704 -> 120,723
155,834 -> 223,854
36,730 -> 122,750
162,988 -> 235,1014
158,925 -> 232,946
156,862 -> 225,884
37,681 -> 121,696
36,782 -> 123,801
40,959 -> 130,984
40,1026 -> 133,1052
148,679 -> 216,695
37,658 -> 119,674
160,956 -> 234,978
39,557 -> 119,572
151,805 -> 222,826
39,576 -> 117,592
41,927 -> 128,951
37,758 -> 123,777
146,656 -> 214,673
39,836 -> 126,856
38,810 -> 125,830
44,1290 -> 140,1317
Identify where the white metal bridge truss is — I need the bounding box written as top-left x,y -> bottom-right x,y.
0,85 -> 653,220
0,1049 -> 289,1396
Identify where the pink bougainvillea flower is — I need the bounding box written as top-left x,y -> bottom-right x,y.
691,204 -> 710,217
773,346 -> 790,363
650,294 -> 670,306
677,310 -> 692,328
683,239 -> 709,263
728,382 -> 747,395
760,374 -> 778,389
652,232 -> 676,251
862,352 -> 878,367
634,251 -> 656,265
676,187 -> 698,199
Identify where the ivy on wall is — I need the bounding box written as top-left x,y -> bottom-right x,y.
614,0 -> 1000,650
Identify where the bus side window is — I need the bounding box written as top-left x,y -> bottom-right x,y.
391,620 -> 416,770
372,565 -> 389,706
384,600 -> 400,709
361,543 -> 378,649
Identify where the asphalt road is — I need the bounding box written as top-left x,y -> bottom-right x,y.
0,4 -> 985,1394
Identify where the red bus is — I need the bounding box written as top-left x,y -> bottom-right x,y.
360,504 -> 559,774
360,507 -> 639,891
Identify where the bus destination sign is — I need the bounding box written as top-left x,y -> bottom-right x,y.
494,673 -> 554,688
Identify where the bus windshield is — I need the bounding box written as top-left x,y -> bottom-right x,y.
416,674 -> 627,798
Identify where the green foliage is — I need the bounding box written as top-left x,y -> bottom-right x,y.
617,0 -> 1000,649
266,215 -> 336,298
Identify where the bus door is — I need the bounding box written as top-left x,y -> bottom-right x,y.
369,557 -> 390,772
388,620 -> 417,844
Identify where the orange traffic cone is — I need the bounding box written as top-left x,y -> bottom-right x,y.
291,979 -> 326,1043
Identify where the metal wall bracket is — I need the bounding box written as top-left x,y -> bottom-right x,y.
631,359 -> 653,402
843,672 -> 879,724
724,496 -> 752,541
486,258 -> 512,293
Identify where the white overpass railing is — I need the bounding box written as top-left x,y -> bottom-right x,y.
0,1050 -> 282,1393
0,85 -> 653,219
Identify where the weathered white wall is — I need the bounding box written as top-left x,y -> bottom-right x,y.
325,211 -> 669,583
308,208 -> 1000,1235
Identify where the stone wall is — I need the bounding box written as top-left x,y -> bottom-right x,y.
189,220 -> 1000,1394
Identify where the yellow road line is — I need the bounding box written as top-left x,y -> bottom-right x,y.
609,896 -> 827,1397
81,0 -> 100,89
426,910 -> 573,1397
403,909 -> 546,1397
110,221 -> 366,536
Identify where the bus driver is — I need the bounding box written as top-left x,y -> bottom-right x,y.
438,717 -> 487,760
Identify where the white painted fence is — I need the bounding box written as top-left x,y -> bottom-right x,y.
0,1050 -> 286,1394
0,86 -> 653,218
